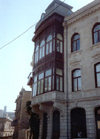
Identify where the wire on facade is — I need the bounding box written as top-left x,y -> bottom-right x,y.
0,0 -> 65,50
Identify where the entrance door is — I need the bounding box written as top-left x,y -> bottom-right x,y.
29,113 -> 40,139
52,110 -> 60,139
95,107 -> 100,139
71,108 -> 87,138
42,113 -> 48,139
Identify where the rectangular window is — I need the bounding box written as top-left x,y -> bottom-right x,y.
38,72 -> 44,94
33,75 -> 37,96
45,69 -> 52,92
56,39 -> 63,53
56,68 -> 63,91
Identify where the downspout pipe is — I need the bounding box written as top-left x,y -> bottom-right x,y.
65,23 -> 69,139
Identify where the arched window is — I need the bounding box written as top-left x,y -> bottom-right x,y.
34,45 -> 39,64
52,110 -> 60,139
95,63 -> 100,88
46,35 -> 52,55
56,34 -> 63,53
93,23 -> 100,44
71,33 -> 80,52
71,108 -> 87,138
72,69 -> 81,92
40,40 -> 45,59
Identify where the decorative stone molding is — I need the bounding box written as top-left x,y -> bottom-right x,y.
53,101 -> 66,112
39,103 -> 53,113
64,1 -> 100,26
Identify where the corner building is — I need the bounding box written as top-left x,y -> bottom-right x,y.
29,0 -> 100,138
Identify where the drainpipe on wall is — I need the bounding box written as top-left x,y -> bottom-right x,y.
65,24 -> 69,139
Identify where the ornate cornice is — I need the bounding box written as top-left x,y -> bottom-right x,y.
64,1 -> 100,26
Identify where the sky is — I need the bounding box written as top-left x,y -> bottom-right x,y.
0,0 -> 94,112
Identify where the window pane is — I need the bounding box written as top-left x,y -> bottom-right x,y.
78,77 -> 81,90
99,31 -> 100,41
34,75 -> 37,82
40,48 -> 42,59
74,78 -> 77,91
73,34 -> 80,40
73,70 -> 81,77
52,75 -> 54,90
56,69 -> 63,76
46,44 -> 49,55
53,39 -> 55,51
77,39 -> 80,50
49,41 -> 52,53
60,77 -> 63,91
45,78 -> 48,92
97,73 -> 100,87
94,25 -> 100,32
45,69 -> 52,77
48,77 -> 51,91
35,45 -> 39,51
72,41 -> 76,51
60,42 -> 63,53
57,40 -> 60,52
33,83 -> 37,96
47,35 -> 52,42
94,32 -> 98,44
56,76 -> 59,90
39,72 -> 44,80
41,80 -> 44,93
43,46 -> 45,57
38,81 -> 40,94
40,40 -> 45,47
57,34 -> 63,40
96,64 -> 100,72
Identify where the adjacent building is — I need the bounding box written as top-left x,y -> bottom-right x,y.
28,0 -> 100,138
13,88 -> 32,139
0,117 -> 14,139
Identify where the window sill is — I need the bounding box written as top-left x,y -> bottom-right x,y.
72,90 -> 81,93
90,42 -> 100,50
69,50 -> 82,57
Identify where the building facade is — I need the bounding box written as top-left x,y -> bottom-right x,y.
28,0 -> 100,138
13,88 -> 32,139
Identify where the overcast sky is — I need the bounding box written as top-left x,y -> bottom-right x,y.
0,0 -> 94,112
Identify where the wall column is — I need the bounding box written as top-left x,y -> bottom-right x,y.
86,106 -> 96,139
